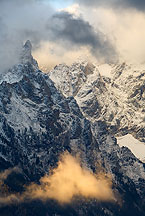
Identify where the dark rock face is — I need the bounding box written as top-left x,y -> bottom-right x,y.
0,43 -> 145,215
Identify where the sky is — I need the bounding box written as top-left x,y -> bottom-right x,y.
48,0 -> 73,9
1,0 -> 145,71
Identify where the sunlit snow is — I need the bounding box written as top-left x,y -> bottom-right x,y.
97,64 -> 113,78
117,134 -> 145,162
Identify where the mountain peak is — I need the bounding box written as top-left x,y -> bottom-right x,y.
23,40 -> 32,50
20,40 -> 38,67
23,40 -> 32,56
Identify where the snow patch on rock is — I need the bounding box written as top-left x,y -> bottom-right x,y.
117,134 -> 145,162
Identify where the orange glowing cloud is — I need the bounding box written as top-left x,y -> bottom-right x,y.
25,152 -> 115,203
0,152 -> 115,205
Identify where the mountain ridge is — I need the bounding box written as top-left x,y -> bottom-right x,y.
0,41 -> 145,216
49,60 -> 145,143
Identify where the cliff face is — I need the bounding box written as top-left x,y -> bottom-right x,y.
49,61 -> 145,142
0,42 -> 145,216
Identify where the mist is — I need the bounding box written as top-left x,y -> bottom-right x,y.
66,2 -> 145,64
0,152 -> 115,206
1,0 -> 145,74
0,0 -> 54,73
76,0 -> 145,11
25,152 -> 115,203
0,0 -> 118,74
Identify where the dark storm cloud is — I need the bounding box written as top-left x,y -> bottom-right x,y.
46,12 -> 117,63
77,0 -> 145,11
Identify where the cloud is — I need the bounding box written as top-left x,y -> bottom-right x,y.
33,41 -> 97,70
0,0 -> 118,74
0,152 -> 115,206
0,167 -> 21,206
33,11 -> 118,68
76,0 -> 145,11
0,0 -> 54,73
45,12 -> 117,63
66,3 -> 145,64
0,167 -> 20,183
0,0 -> 145,72
25,152 -> 115,203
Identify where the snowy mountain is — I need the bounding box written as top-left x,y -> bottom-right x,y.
0,41 -> 145,216
49,61 -> 145,156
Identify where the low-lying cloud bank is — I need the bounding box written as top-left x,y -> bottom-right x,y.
0,152 -> 115,206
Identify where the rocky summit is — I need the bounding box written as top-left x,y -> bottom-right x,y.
0,41 -> 145,216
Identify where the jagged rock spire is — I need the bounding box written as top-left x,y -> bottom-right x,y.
23,40 -> 32,57
20,40 -> 38,67
24,40 -> 32,50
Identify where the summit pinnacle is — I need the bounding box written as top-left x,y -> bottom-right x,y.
20,40 -> 38,67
